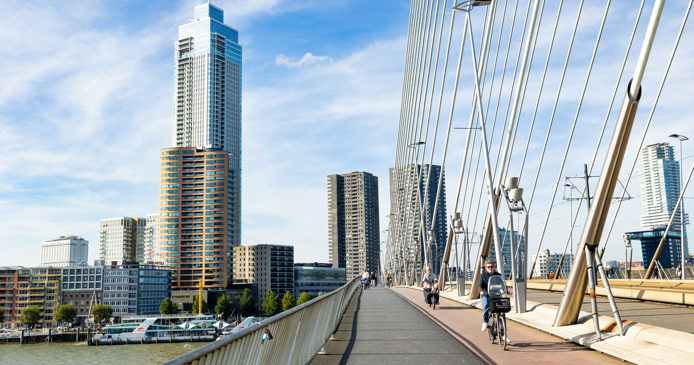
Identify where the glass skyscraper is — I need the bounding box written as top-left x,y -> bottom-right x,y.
639,143 -> 689,255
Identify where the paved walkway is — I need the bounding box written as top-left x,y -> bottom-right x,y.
310,287 -> 485,364
312,286 -> 623,364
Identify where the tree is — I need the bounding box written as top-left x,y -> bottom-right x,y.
191,295 -> 209,314
262,290 -> 280,316
281,291 -> 296,312
214,294 -> 233,319
160,297 -> 178,315
0,307 -> 4,324
239,288 -> 255,316
55,304 -> 77,325
296,292 -> 313,305
92,304 -> 113,325
20,306 -> 41,328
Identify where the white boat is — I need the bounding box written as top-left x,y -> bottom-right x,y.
216,317 -> 261,341
92,314 -> 217,344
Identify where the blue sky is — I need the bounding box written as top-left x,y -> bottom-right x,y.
1,0 -> 693,269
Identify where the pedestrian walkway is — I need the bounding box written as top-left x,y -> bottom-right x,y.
311,286 -> 623,364
310,287 -> 486,365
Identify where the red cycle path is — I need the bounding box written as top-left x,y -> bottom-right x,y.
392,287 -> 625,364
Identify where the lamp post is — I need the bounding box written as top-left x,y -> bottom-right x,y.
669,134 -> 688,280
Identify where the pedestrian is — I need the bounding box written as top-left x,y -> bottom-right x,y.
370,272 -> 378,287
676,264 -> 682,278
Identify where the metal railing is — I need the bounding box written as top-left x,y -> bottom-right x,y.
165,276 -> 360,365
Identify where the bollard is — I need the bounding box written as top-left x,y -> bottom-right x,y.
76,328 -> 80,342
20,329 -> 24,344
48,328 -> 52,343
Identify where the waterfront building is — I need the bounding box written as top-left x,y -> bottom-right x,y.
389,164 -> 447,274
144,213 -> 160,263
99,217 -> 148,265
328,172 -> 380,279
159,147 -> 233,290
16,267 -> 61,328
626,228 -> 683,269
174,2 -> 242,249
233,244 -> 293,310
60,266 -> 103,322
0,267 -> 20,328
40,236 -> 89,267
639,142 -> 689,254
102,263 -> 171,317
293,263 -> 346,299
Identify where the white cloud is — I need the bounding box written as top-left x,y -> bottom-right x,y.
274,52 -> 333,68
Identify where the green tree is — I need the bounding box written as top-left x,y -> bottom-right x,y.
239,288 -> 255,316
191,295 -> 209,314
296,292 -> 313,305
214,294 -> 233,319
281,291 -> 296,312
0,307 -> 5,324
160,297 -> 178,315
262,290 -> 280,316
92,304 -> 113,325
55,304 -> 77,325
20,306 -> 41,328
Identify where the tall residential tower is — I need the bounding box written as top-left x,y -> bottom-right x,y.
161,3 -> 242,289
327,172 -> 380,279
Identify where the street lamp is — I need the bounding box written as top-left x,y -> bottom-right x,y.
669,134 -> 688,280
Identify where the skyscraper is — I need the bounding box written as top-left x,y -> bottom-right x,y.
175,2 -> 241,248
159,147 -> 233,290
328,172 -> 380,279
389,164 -> 447,274
99,217 -> 144,265
639,143 -> 689,255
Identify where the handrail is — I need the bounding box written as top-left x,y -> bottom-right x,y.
165,276 -> 361,365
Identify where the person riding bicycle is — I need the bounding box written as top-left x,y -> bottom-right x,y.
361,269 -> 370,289
479,260 -> 501,332
422,266 -> 439,306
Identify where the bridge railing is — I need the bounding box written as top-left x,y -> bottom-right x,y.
165,276 -> 361,365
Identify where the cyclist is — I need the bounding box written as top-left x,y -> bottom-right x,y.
422,266 -> 438,306
361,269 -> 370,290
479,260 -> 500,332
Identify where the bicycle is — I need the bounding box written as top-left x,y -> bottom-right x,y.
485,275 -> 511,350
486,301 -> 509,350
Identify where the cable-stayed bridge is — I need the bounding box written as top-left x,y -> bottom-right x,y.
166,1 -> 694,364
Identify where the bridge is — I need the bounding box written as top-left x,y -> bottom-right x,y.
167,0 -> 694,363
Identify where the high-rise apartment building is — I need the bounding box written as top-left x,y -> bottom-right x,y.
159,147 -> 233,290
40,236 -> 89,267
328,172 -> 380,279
639,142 -> 689,254
389,164 -> 447,274
233,244 -> 294,310
174,3 -> 241,248
99,218 -> 145,265
144,213 -> 159,263
532,249 -> 572,278
487,228 -> 525,275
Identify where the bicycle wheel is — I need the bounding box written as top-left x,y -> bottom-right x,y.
497,314 -> 507,350
487,315 -> 495,343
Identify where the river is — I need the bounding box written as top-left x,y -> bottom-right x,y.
0,341 -> 206,364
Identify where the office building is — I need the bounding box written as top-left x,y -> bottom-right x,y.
389,164 -> 447,274
159,147 -> 233,290
175,2 -> 241,248
294,263 -> 346,299
233,244 -> 293,311
60,266 -> 103,322
99,217 -> 147,265
639,142 -> 689,254
40,236 -> 88,267
532,249 -> 572,278
626,228 -> 683,269
487,228 -> 526,275
102,263 -> 171,317
328,172 -> 380,279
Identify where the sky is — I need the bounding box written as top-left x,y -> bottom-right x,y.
0,0 -> 693,269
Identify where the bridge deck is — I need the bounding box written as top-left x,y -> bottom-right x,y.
312,287 -> 621,364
